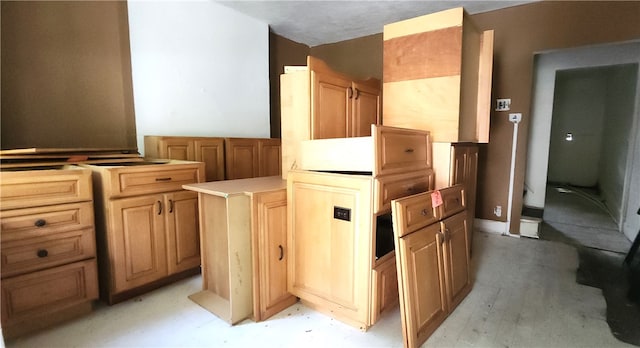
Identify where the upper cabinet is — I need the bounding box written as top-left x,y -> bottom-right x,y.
281,56 -> 381,177
382,7 -> 494,143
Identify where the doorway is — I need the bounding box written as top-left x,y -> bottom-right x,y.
524,40 -> 640,245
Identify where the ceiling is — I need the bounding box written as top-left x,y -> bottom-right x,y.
216,1 -> 537,47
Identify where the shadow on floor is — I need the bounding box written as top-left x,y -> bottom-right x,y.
540,222 -> 640,346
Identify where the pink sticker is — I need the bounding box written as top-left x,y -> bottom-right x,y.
431,190 -> 443,208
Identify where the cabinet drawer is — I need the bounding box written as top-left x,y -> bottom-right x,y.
374,170 -> 434,213
1,259 -> 98,325
0,202 -> 94,242
111,167 -> 201,198
374,126 -> 432,176
438,184 -> 465,219
391,191 -> 439,237
1,228 -> 96,278
0,168 -> 92,210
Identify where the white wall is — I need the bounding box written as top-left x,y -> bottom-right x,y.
525,41 -> 640,241
127,1 -> 271,155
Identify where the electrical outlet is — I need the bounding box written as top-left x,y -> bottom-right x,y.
494,205 -> 502,217
496,98 -> 511,111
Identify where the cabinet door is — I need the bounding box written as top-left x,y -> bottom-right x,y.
371,254 -> 399,324
194,138 -> 225,181
253,189 -> 296,321
225,138 -> 259,180
394,222 -> 448,348
162,138 -> 194,160
311,69 -> 351,139
451,144 -> 477,251
441,211 -> 471,311
351,80 -> 380,137
110,195 -> 167,293
165,191 -> 200,275
258,139 -> 282,177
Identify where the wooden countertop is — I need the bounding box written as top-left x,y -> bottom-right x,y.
182,176 -> 286,198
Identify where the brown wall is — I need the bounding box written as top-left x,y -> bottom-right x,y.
269,32 -> 309,138
269,1 -> 640,230
1,1 -> 137,151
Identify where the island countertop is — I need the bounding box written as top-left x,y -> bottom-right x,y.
182,175 -> 286,197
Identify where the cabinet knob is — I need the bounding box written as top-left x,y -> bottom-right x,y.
37,249 -> 49,258
421,209 -> 428,216
34,219 -> 47,227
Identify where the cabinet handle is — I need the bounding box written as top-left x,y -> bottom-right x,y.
155,177 -> 172,182
34,219 -> 47,227
278,245 -> 284,261
437,232 -> 445,245
37,249 -> 49,258
157,200 -> 163,215
169,199 -> 174,213
405,148 -> 414,153
444,228 -> 450,242
348,87 -> 353,99
354,88 -> 360,100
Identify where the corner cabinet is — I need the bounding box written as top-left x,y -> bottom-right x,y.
391,185 -> 471,348
144,136 -> 225,182
0,166 -> 99,338
280,56 -> 381,177
82,160 -> 204,304
382,7 -> 494,143
183,177 -> 296,324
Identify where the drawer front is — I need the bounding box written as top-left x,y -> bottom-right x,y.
374,126 -> 432,176
1,259 -> 98,325
438,184 -> 465,220
0,168 -> 92,210
0,202 -> 94,242
1,228 -> 96,278
374,170 -> 434,214
114,167 -> 201,197
391,191 -> 439,237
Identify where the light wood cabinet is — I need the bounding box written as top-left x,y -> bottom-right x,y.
0,166 -> 99,338
280,56 -> 380,178
391,186 -> 471,348
144,136 -> 225,182
382,7 -> 494,143
83,160 -> 204,304
225,138 -> 282,180
183,177 -> 296,324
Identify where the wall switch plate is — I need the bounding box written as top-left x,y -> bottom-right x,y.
509,113 -> 522,123
496,98 -> 511,111
333,206 -> 351,221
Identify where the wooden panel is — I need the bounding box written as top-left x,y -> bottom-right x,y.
258,139 -> 282,177
351,80 -> 380,137
383,27 -> 463,83
280,71 -> 311,178
1,228 -> 96,278
311,69 -> 351,139
383,7 -> 464,40
382,76 -> 461,142
225,138 -> 259,180
391,191 -> 439,237
1,259 -> 98,326
374,169 -> 434,214
0,167 -> 92,210
164,139 -> 193,161
299,137 -> 374,173
458,14 -> 482,143
393,223 -> 448,348
165,191 -> 200,275
253,189 -> 296,321
110,195 -> 167,293
0,201 -> 94,241
194,138 -> 225,182
476,30 -> 495,144
441,212 -> 471,312
374,125 -> 432,176
371,254 -> 399,324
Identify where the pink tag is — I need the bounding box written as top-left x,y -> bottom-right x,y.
431,190 -> 443,208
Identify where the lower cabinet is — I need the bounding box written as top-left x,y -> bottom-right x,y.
183,177 -> 296,324
391,186 -> 471,348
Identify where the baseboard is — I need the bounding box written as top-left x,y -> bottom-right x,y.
474,218 -> 507,235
